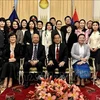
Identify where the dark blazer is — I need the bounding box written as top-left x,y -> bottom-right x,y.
23,30 -> 39,45
61,25 -> 75,35
48,43 -> 68,64
0,30 -> 5,49
51,29 -> 65,43
25,44 -> 46,65
61,25 -> 67,35
64,32 -> 77,57
38,30 -> 44,44
3,43 -> 22,62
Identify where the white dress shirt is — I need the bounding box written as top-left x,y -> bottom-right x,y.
42,30 -> 52,56
22,29 -> 27,36
66,32 -> 71,43
79,44 -> 84,58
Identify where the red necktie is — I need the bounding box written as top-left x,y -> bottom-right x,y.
56,44 -> 59,63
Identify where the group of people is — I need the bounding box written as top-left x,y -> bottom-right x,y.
0,15 -> 100,88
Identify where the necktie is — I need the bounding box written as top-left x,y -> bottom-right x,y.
56,44 -> 59,63
33,45 -> 37,60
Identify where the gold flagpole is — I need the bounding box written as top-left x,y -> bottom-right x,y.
71,0 -> 74,17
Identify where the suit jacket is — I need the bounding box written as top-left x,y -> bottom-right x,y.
25,44 -> 46,65
0,30 -> 5,49
64,32 -> 77,57
71,43 -> 90,64
61,25 -> 75,35
61,25 -> 67,35
51,29 -> 65,43
23,30 -> 39,45
38,29 -> 44,44
16,30 -> 23,44
48,43 -> 68,64
3,43 -> 22,62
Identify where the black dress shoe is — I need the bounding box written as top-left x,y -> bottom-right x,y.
24,82 -> 30,88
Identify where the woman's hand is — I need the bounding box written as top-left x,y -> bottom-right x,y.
77,61 -> 85,65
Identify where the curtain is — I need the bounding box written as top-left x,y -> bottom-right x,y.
0,0 -> 93,22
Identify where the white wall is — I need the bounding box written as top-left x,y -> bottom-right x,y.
93,0 -> 100,21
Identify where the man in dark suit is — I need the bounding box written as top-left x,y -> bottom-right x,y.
51,20 -> 64,43
23,33 -> 46,88
49,17 -> 56,30
37,21 -> 44,43
47,34 -> 68,79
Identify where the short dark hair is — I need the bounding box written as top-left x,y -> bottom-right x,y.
8,32 -> 17,39
6,19 -> 11,22
74,21 -> 80,24
37,20 -> 43,25
64,16 -> 71,21
56,20 -> 62,25
29,15 -> 38,22
77,34 -> 85,39
0,17 -> 6,22
49,17 -> 56,21
53,33 -> 61,40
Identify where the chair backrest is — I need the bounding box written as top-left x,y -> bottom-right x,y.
20,58 -> 24,70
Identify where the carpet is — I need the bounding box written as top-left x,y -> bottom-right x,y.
0,82 -> 100,100
80,82 -> 100,100
0,84 -> 35,100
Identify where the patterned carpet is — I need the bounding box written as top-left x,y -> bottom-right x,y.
0,81 -> 100,100
0,75 -> 100,100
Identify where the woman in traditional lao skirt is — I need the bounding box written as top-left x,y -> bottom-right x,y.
71,34 -> 90,87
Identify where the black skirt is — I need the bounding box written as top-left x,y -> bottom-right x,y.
1,62 -> 19,80
90,49 -> 100,71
